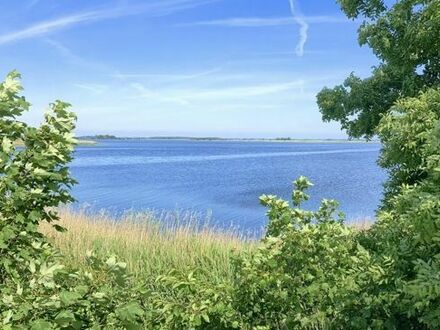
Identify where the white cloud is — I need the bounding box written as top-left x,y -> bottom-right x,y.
130,80 -> 312,105
180,81 -> 305,99
0,0 -> 217,45
112,68 -> 222,82
74,83 -> 109,94
130,83 -> 191,106
178,16 -> 349,27
288,0 -> 308,57
45,38 -> 118,73
0,12 -> 102,45
45,39 -> 93,66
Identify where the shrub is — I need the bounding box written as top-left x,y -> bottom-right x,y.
228,90 -> 440,329
146,270 -> 240,329
377,88 -> 440,204
0,71 -> 146,329
374,89 -> 440,328
233,177 -> 355,328
232,177 -> 404,329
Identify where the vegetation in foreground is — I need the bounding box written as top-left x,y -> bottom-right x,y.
41,209 -> 252,284
1,0 -> 440,328
41,210 -> 370,293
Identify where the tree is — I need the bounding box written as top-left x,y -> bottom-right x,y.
0,70 -> 77,284
317,0 -> 440,139
377,88 -> 440,201
0,72 -> 145,329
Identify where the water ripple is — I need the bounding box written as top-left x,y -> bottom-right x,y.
72,147 -> 380,167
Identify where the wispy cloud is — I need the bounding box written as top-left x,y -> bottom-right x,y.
130,80 -> 310,106
177,0 -> 349,57
74,83 -> 109,94
0,0 -> 216,45
45,39 -> 94,67
0,12 -> 101,45
130,83 -> 191,106
112,68 -> 222,82
180,81 -> 305,99
178,16 -> 348,27
45,38 -> 118,73
288,0 -> 308,57
26,0 -> 41,9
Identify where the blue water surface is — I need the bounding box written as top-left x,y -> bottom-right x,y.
71,140 -> 387,231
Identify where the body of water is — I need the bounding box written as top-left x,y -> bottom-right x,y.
71,140 -> 386,231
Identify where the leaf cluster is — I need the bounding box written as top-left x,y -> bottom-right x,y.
317,0 -> 440,139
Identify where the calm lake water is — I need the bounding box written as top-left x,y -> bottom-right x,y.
71,140 -> 386,231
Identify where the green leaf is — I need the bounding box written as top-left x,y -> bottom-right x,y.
30,320 -> 53,330
115,301 -> 144,322
59,291 -> 82,307
55,311 -> 76,327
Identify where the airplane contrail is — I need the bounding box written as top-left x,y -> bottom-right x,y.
288,0 -> 309,56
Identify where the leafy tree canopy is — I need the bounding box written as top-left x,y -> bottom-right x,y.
317,0 -> 440,138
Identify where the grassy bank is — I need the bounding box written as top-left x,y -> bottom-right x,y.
41,210 -> 371,284
41,210 -> 253,285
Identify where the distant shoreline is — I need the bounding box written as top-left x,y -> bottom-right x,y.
75,139 -> 98,146
77,135 -> 379,144
14,139 -> 97,147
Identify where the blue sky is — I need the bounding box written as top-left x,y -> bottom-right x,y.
0,0 -> 377,138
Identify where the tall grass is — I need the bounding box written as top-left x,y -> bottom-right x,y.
41,209 -> 372,288
41,209 -> 254,285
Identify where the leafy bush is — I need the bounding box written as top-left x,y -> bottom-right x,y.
373,89 -> 440,327
232,178 -> 405,329
0,71 -> 146,329
228,90 -> 440,329
233,178 -> 360,328
146,270 -> 240,329
377,88 -> 440,203
317,0 -> 440,139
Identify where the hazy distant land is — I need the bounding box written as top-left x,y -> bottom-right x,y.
14,139 -> 97,147
77,135 -> 379,144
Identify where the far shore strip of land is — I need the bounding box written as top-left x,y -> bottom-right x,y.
77,135 -> 380,144
14,139 -> 97,147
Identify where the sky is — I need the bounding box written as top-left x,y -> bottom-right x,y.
0,0 -> 378,138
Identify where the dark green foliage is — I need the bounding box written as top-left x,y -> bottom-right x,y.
374,97 -> 440,327
317,0 -> 440,139
147,271 -> 240,329
316,4 -> 440,327
377,88 -> 440,203
234,180 -> 361,328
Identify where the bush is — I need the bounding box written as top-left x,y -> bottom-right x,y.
0,71 -> 146,329
374,89 -> 440,328
377,88 -> 440,205
227,90 -> 440,329
233,178 -> 404,329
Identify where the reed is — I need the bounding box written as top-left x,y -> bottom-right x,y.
41,209 -> 253,284
41,209 -> 373,287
